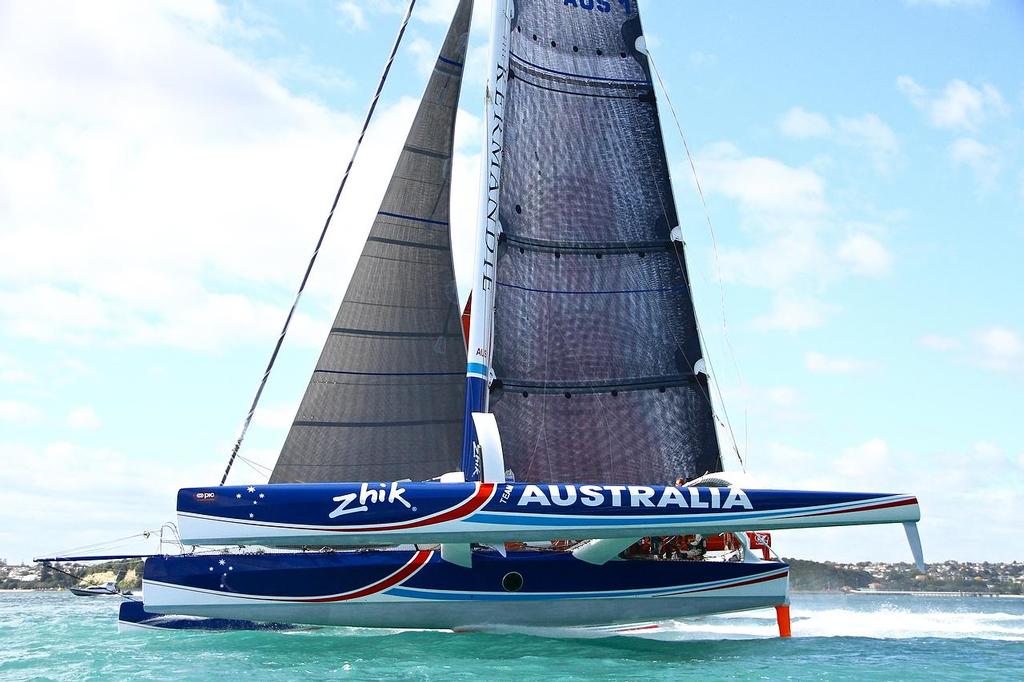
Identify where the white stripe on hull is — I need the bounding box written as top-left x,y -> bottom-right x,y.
141,574 -> 788,629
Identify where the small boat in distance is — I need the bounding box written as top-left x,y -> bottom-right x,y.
69,581 -> 119,597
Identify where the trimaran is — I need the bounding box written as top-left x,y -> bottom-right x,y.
38,0 -> 923,636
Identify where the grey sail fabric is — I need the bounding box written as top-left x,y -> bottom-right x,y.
489,0 -> 723,485
271,0 -> 473,484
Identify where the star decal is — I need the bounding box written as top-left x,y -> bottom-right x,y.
247,486 -> 256,493
218,559 -> 226,566
258,493 -> 265,499
235,493 -> 242,499
249,513 -> 254,518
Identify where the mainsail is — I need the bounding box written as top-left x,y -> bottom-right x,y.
488,0 -> 723,484
272,0 -> 474,484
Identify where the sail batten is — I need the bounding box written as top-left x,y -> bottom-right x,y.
489,1 -> 722,485
271,0 -> 474,484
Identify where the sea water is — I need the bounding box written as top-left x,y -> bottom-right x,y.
1,592 -> 1021,680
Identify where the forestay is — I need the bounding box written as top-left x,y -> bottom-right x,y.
488,0 -> 722,484
272,0 -> 474,484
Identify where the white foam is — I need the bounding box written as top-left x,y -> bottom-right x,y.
642,603 -> 1024,642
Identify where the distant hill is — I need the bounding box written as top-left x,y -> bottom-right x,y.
0,559 -> 142,591
786,558 -> 1024,594
786,558 -> 874,591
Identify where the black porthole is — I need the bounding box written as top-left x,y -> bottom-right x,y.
551,40 -> 557,47
573,46 -> 579,53
611,390 -> 619,397
620,51 -> 627,58
532,34 -> 538,41
564,392 -> 572,399
638,252 -> 646,258
595,253 -> 603,259
502,572 -> 524,592
658,387 -> 667,393
515,204 -> 522,214
519,247 -> 525,254
554,252 -> 561,259
522,391 -> 529,398
596,48 -> 603,56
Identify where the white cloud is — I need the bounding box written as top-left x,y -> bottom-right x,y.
837,114 -> 900,173
0,400 -> 43,424
752,295 -> 835,332
0,439 -> 212,561
252,403 -> 299,430
835,438 -> 890,478
337,1 -> 369,30
368,0 -> 493,29
697,143 -> 828,220
920,334 -> 961,351
949,137 -> 1000,191
973,326 -> 1023,373
778,107 -> 832,139
408,36 -> 437,77
897,76 -> 1008,131
805,351 -> 869,374
67,406 -> 101,430
922,326 -> 1024,375
0,1 -> 482,354
0,352 -> 36,384
691,143 -> 901,331
837,233 -> 893,275
736,435 -> 1023,562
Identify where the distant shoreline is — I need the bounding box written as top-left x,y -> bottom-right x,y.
846,589 -> 1024,599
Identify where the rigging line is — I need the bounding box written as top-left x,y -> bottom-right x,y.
42,532 -> 157,558
237,455 -> 273,475
219,0 -> 419,486
647,50 -> 748,472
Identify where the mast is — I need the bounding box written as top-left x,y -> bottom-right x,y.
460,0 -> 513,481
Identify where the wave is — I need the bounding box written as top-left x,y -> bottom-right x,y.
466,601 -> 1024,642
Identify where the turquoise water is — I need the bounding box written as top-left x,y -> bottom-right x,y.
2,592 -> 1022,680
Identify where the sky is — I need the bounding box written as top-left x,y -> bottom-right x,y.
0,0 -> 1021,565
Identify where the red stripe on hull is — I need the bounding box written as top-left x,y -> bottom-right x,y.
295,549 -> 434,603
683,569 -> 789,595
324,483 -> 497,533
801,497 -> 917,518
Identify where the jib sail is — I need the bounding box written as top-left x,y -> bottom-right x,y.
272,0 -> 474,483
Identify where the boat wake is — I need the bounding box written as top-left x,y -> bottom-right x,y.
458,602 -> 1024,642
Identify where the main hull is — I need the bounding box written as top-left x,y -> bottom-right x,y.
142,549 -> 789,629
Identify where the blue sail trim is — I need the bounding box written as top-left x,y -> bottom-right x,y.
438,56 -> 465,68
510,52 -> 652,85
496,282 -> 685,296
376,211 -> 450,226
314,369 -> 464,377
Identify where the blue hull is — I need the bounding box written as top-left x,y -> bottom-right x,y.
142,548 -> 790,629
117,599 -> 299,632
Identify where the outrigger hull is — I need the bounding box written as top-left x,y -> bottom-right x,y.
141,549 -> 788,629
177,483 -> 920,548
